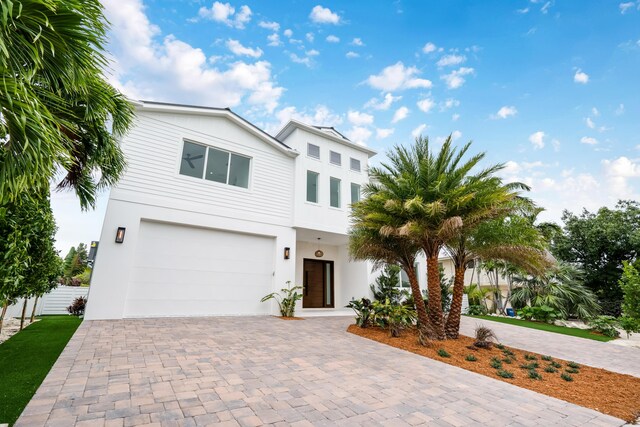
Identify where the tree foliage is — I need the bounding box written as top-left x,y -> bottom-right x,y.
0,0 -> 134,208
553,201 -> 640,315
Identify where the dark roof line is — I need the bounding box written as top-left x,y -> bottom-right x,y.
312,126 -> 351,142
139,100 -> 293,150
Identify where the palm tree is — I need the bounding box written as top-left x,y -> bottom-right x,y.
367,136 -> 504,339
0,0 -> 134,208
350,195 -> 429,330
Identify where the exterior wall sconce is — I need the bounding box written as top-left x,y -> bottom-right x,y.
284,247 -> 290,259
314,237 -> 323,258
115,227 -> 126,244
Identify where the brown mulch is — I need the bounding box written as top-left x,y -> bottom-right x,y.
348,324 -> 640,423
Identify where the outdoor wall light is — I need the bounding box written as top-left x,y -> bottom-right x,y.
115,227 -> 126,244
284,247 -> 290,259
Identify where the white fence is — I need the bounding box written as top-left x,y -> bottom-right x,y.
2,286 -> 89,319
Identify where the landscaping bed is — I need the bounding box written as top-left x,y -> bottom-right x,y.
348,324 -> 640,423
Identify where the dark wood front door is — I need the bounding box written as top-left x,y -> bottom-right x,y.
303,259 -> 334,308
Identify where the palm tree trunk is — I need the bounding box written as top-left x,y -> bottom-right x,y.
20,298 -> 28,331
445,264 -> 466,339
30,295 -> 39,323
405,266 -> 428,330
0,302 -> 8,334
426,253 -> 445,339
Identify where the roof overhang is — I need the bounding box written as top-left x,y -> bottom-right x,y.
134,100 -> 299,158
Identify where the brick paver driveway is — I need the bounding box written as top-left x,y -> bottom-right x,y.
17,316 -> 626,427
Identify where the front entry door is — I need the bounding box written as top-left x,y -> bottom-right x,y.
303,259 -> 334,308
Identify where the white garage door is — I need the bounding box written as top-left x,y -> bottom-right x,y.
124,220 -> 275,317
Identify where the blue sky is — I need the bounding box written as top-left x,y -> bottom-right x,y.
51,0 -> 640,253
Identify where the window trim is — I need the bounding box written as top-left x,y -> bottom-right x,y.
350,157 -> 361,172
329,150 -> 342,166
329,176 -> 341,208
306,170 -> 320,203
178,139 -> 251,190
307,143 -> 321,159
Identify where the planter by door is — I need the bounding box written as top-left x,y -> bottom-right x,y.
303,259 -> 334,308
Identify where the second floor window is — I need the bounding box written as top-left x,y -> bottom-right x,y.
307,171 -> 319,203
179,141 -> 250,188
308,143 -> 320,159
350,157 -> 361,172
330,150 -> 342,165
330,177 -> 341,208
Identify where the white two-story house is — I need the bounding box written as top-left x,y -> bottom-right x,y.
84,101 -> 377,319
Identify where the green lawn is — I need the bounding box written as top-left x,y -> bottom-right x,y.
0,316 -> 82,426
466,315 -> 616,342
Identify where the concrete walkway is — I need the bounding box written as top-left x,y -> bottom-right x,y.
16,316 -> 627,427
459,316 -> 640,378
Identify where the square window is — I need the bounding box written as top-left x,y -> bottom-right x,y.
205,147 -> 229,184
350,183 -> 361,204
228,154 -> 250,188
350,157 -> 361,172
179,141 -> 206,178
330,177 -> 341,208
308,143 -> 320,159
330,151 -> 341,165
307,171 -> 319,203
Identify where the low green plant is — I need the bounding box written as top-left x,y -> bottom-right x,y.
437,348 -> 451,358
588,315 -> 620,338
502,348 -> 515,357
524,354 -> 537,361
561,373 -> 573,382
466,304 -> 487,316
528,369 -> 542,380
496,369 -> 514,379
541,355 -> 552,361
618,315 -> 640,339
261,282 -> 303,317
496,344 -> 505,350
565,367 -> 579,374
567,361 -> 580,369
517,305 -> 561,323
545,366 -> 558,373
520,362 -> 539,370
346,298 -> 374,327
550,361 -> 562,369
490,357 -> 502,369
502,357 -> 513,364
465,354 -> 477,362
372,298 -> 416,337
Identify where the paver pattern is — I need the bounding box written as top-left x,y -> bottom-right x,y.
16,316 -> 627,426
459,316 -> 640,378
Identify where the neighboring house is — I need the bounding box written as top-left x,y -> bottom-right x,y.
85,101 -> 377,319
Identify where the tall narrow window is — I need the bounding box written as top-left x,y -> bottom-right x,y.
307,143 -> 320,159
307,171 -> 319,203
350,157 -> 361,172
330,177 -> 341,208
180,142 -> 206,178
228,154 -> 250,188
350,183 -> 361,204
330,150 -> 341,165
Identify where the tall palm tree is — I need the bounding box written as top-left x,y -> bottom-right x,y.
367,136 -> 501,339
0,0 -> 134,208
350,194 -> 429,330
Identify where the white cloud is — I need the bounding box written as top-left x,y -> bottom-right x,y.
283,29 -> 293,38
602,156 -> 640,199
412,124 -> 427,138
103,0 -> 282,113
580,136 -> 598,145
451,130 -> 462,141
551,139 -> 561,151
516,7 -> 530,14
267,33 -> 282,46
585,117 -> 595,129
326,35 -> 340,43
529,131 -> 545,149
619,2 -> 635,13
452,113 -> 460,121
268,105 -> 343,135
366,62 -> 432,91
392,106 -> 409,123
422,42 -> 437,53
376,128 -> 394,139
306,50 -> 320,57
258,21 -> 279,31
346,126 -> 372,146
615,103 -> 625,115
351,37 -> 364,46
198,2 -> 252,29
574,69 -> 589,84
540,1 -> 552,14
309,5 -> 341,24
364,93 -> 401,110
226,39 -> 263,58
592,107 -> 600,116
441,67 -> 474,89
347,110 -> 374,126
290,53 -> 313,67
345,51 -> 359,59
416,98 -> 435,113
491,105 -> 517,119
306,32 -> 315,42
440,98 -> 460,111
436,54 -> 466,67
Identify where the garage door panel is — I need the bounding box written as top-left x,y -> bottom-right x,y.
124,221 -> 275,317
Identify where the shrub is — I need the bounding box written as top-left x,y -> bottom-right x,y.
497,369 -> 514,379
261,282 -> 303,317
618,315 -> 640,339
567,361 -> 580,369
545,366 -> 558,373
528,369 -> 542,380
67,297 -> 87,316
502,357 -> 513,364
474,326 -> 497,349
588,315 -> 620,338
517,305 -> 560,323
370,264 -> 403,305
372,299 -> 416,337
502,348 -> 515,357
565,367 -> 579,374
541,355 -> 552,361
496,344 -> 505,350
524,354 -> 537,361
437,348 -> 451,358
346,298 -> 374,328
561,373 -> 573,382
466,304 -> 487,316
520,362 -> 539,370
550,361 -> 562,369
620,262 -> 640,335
490,357 -> 502,369
465,354 -> 477,362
